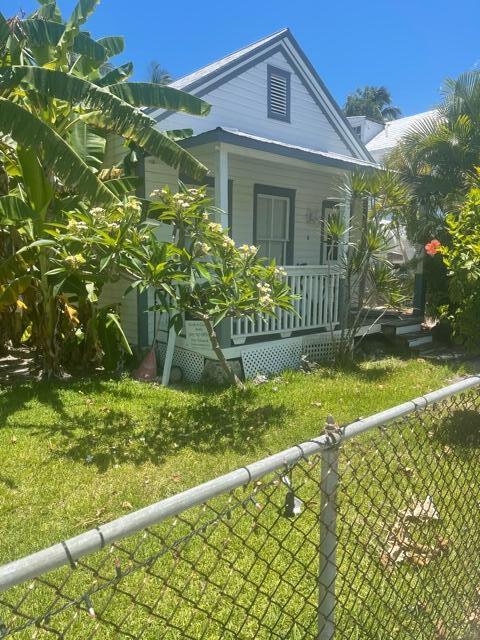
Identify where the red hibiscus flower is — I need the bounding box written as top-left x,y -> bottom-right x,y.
425,239 -> 441,256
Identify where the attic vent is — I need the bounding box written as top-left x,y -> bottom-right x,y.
268,65 -> 290,122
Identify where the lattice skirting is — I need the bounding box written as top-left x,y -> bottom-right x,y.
157,332 -> 343,382
241,339 -> 303,379
156,343 -> 205,383
302,333 -> 342,364
240,334 -> 343,379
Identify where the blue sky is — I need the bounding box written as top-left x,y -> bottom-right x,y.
3,0 -> 480,116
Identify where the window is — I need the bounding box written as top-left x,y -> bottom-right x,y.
267,65 -> 291,122
254,185 -> 295,265
322,200 -> 341,263
352,125 -> 362,140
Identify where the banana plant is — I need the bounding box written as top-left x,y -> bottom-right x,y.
0,0 -> 211,375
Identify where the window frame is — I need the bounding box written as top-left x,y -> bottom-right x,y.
267,65 -> 291,123
253,184 -> 296,265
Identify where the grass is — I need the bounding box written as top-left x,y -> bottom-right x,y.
0,356 -> 478,638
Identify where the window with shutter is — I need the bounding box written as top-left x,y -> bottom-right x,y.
267,65 -> 291,122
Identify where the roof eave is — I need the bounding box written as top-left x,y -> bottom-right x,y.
180,128 -> 380,172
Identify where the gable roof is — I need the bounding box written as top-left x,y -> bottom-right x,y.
367,110 -> 440,156
153,29 -> 374,163
169,29 -> 289,91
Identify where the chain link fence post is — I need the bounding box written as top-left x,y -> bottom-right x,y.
318,415 -> 341,640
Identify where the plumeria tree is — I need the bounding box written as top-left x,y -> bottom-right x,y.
128,185 -> 294,388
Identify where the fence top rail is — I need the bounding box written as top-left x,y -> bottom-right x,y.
0,373 -> 479,593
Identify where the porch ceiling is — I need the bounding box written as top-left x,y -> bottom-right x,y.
180,127 -> 380,172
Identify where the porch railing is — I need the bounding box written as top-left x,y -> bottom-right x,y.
231,265 -> 342,344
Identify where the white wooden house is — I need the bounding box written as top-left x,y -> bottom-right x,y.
103,28 -> 382,381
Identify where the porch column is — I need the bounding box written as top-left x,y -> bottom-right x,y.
338,196 -> 351,330
341,196 -> 351,260
214,143 -> 229,230
214,143 -> 232,349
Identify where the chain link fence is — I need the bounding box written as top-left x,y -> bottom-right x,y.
0,376 -> 480,639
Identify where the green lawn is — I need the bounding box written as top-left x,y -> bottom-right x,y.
0,356 -> 478,639
0,357 -> 468,561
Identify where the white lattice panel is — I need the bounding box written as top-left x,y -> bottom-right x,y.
156,343 -> 205,383
241,339 -> 303,379
302,334 -> 340,363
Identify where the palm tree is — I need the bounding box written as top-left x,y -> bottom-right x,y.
148,61 -> 173,85
344,86 -> 401,122
388,70 -> 480,243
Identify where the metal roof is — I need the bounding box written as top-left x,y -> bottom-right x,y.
181,127 -> 379,171
366,110 -> 440,154
170,29 -> 289,91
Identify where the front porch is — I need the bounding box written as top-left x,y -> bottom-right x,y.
155,263 -> 361,382
230,265 -> 342,344
143,128 -> 379,381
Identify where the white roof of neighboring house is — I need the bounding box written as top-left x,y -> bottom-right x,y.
366,110 -> 440,161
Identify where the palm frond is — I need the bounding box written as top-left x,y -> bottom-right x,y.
97,36 -> 124,57
67,0 -> 100,29
0,12 -> 9,48
97,63 -> 133,87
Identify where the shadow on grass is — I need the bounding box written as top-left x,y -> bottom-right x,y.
0,377 -> 289,472
432,408 -> 480,453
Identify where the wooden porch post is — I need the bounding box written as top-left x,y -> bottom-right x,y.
338,196 -> 351,329
214,143 -> 232,349
214,143 -> 229,230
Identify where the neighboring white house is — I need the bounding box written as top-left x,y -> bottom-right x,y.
103,28 -> 383,381
348,110 -> 440,164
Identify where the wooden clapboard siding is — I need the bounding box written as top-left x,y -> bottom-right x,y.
155,50 -> 352,157
228,153 -> 345,264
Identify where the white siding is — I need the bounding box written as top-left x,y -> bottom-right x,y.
228,153 -> 347,264
157,50 -> 351,156
143,150 -> 350,266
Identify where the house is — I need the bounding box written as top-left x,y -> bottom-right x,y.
347,110 -> 440,164
103,28 -> 383,381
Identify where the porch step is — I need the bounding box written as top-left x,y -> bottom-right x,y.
403,330 -> 434,350
380,315 -> 424,338
380,315 -> 433,352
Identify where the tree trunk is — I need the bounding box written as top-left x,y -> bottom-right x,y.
202,317 -> 245,389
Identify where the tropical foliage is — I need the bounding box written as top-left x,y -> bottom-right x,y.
388,70 -> 480,319
389,70 -> 480,243
148,61 -> 173,85
128,186 -> 294,388
431,173 -> 480,350
344,86 -> 401,122
0,0 -> 210,376
332,170 -> 407,362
